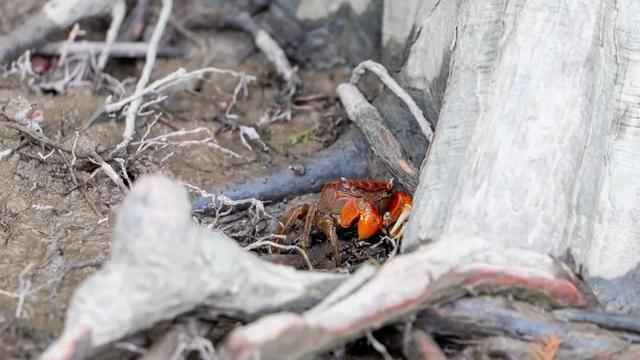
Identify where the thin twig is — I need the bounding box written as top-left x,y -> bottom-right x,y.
49,259 -> 105,295
111,0 -> 173,157
244,239 -> 313,270
85,67 -> 254,128
366,331 -> 393,360
57,24 -> 83,70
97,0 -> 126,73
15,263 -> 33,318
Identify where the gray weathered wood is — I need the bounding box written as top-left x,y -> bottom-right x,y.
403,0 -> 617,255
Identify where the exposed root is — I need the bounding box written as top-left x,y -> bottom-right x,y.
84,67 -> 255,128
244,238 -> 314,270
111,0 -> 173,158
219,237 -> 595,359
132,121 -> 242,159
41,175 -> 346,360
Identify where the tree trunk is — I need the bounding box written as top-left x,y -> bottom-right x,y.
394,0 -> 640,312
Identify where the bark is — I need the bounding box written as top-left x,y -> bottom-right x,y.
417,297 -> 640,359
583,0 -> 640,313
220,237 -> 595,359
394,0 -> 640,313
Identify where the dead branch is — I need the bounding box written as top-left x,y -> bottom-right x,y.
111,0 -> 173,157
0,0 -> 116,63
192,128 -> 377,209
183,10 -> 301,92
119,0 -> 149,41
41,174 -> 346,360
132,124 -> 242,159
350,60 -> 433,143
552,308 -> 640,334
35,41 -> 188,59
229,12 -> 302,91
0,114 -> 126,192
219,237 -> 595,359
96,0 -> 126,73
84,67 -> 254,128
337,84 -> 419,190
417,297 -> 640,358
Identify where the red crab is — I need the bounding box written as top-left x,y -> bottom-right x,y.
277,178 -> 412,265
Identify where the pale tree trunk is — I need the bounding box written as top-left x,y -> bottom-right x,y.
395,0 -> 640,312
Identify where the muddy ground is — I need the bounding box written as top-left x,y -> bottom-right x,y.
0,2 -> 394,359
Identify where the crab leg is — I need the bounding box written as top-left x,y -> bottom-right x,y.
276,204 -> 311,253
299,204 -> 317,249
388,191 -> 413,239
314,212 -> 341,266
389,205 -> 411,239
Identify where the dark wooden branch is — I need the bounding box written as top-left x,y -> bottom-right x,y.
337,84 -> 419,190
192,127 -> 379,212
417,297 -> 640,358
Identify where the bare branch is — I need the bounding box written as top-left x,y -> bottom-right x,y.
111,0 -> 173,157
350,60 -> 433,143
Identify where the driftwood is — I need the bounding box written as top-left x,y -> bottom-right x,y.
418,297 -> 640,359
40,175 -> 346,360
219,237 -> 595,359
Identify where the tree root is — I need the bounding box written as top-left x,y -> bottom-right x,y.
40,175 -> 346,360
419,297 -> 640,358
219,237 -> 596,359
192,127 -> 379,210
0,0 -> 116,64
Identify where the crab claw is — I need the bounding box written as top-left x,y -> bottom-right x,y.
388,192 -> 412,239
340,198 -> 383,239
358,209 -> 383,239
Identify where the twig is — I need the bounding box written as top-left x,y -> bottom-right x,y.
36,41 -> 187,59
133,126 -> 241,158
111,0 -> 173,157
96,0 -> 126,73
15,263 -> 33,318
226,12 -> 300,92
337,84 -> 419,190
366,331 -> 393,360
120,0 -> 149,41
56,24 -> 83,70
0,289 -> 20,299
350,60 -> 433,143
0,139 -> 29,161
85,67 -> 254,128
49,259 -> 104,295
59,149 -> 102,218
244,238 -> 314,270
